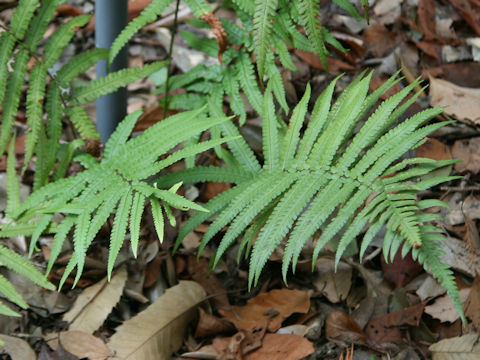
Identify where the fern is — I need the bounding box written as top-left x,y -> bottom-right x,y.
173,73 -> 464,322
1,109 -> 231,290
253,0 -> 279,79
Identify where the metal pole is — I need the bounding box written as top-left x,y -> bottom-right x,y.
95,0 -> 128,143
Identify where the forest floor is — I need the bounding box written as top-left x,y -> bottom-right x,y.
1,0 -> 480,359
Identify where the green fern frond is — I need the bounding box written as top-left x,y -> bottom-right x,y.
253,0 -> 279,79
3,109 -> 231,289
43,15 -> 91,68
109,0 -> 172,64
107,189 -> 133,279
236,50 -> 263,114
5,137 -> 20,219
0,49 -> 29,154
24,0 -> 63,51
56,49 -> 109,84
178,73 -> 463,320
150,196 -> 165,244
10,0 -> 40,41
129,192 -> 146,258
65,106 -> 99,139
297,0 -> 328,69
231,0 -> 255,15
74,62 -> 167,105
262,87 -> 279,172
0,245 -> 55,291
184,0 -> 211,17
333,0 -> 363,21
0,274 -> 28,310
24,64 -> 47,170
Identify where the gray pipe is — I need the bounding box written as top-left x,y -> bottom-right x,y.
95,0 -> 128,143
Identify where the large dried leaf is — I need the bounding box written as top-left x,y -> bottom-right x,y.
429,333 -> 480,359
424,288 -> 470,323
0,334 -> 36,360
219,288 -> 310,332
63,267 -> 127,334
108,281 -> 206,360
314,257 -> 352,303
429,77 -> 480,125
46,331 -> 111,360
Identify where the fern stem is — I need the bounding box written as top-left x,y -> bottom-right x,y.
163,0 -> 181,119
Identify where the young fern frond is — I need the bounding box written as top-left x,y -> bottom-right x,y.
174,73 -> 464,322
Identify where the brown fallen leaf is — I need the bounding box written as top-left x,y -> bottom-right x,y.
108,281 -> 206,360
56,4 -> 84,17
451,138 -> 480,174
325,310 -> 367,346
213,333 -> 314,360
219,288 -> 310,332
213,326 -> 266,360
0,334 -> 36,360
363,24 -> 398,57
429,76 -> 480,125
38,343 -> 79,360
195,308 -> 235,338
424,288 -> 470,323
293,50 -> 355,74
416,138 -> 452,161
188,256 -> 229,308
417,0 -> 437,41
448,0 -> 480,36
365,302 -> 425,346
423,62 -> 480,88
203,181 -> 232,201
381,249 -> 423,288
464,276 -> 480,329
135,106 -> 179,131
63,267 -> 127,334
47,331 -> 111,360
429,333 -> 480,358
314,257 -> 352,303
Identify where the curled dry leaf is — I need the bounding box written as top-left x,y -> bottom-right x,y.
429,333 -> 480,359
429,76 -> 480,125
365,302 -> 425,346
63,267 -> 127,334
219,288 -> 310,332
108,281 -> 206,360
325,310 -> 366,346
200,12 -> 228,63
0,334 -> 36,360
